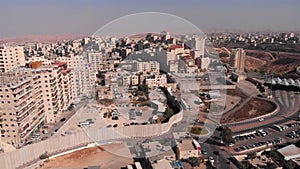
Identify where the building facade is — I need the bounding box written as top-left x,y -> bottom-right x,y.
0,46 -> 26,72
230,48 -> 246,73
0,63 -> 73,146
0,70 -> 45,146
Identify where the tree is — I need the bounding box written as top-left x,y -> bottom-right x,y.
220,126 -> 234,145
164,107 -> 174,120
266,162 -> 278,169
295,140 -> 300,148
182,157 -> 201,167
138,84 -> 149,96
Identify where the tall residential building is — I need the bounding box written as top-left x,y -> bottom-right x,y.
0,46 -> 26,72
0,63 -> 73,146
0,70 -> 45,146
87,51 -> 103,78
36,62 -> 73,123
230,48 -> 246,73
190,35 -> 206,57
57,54 -> 95,99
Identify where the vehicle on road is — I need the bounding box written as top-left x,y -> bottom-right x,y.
258,118 -> 264,122
79,121 -> 90,127
208,156 -> 214,164
41,136 -> 48,141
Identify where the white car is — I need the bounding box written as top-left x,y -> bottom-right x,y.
258,118 -> 264,122
228,143 -> 235,147
208,156 -> 214,164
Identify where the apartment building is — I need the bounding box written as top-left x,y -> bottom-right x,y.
120,60 -> 160,73
87,51 -> 103,77
36,62 -> 73,123
0,63 -> 73,146
145,74 -> 167,88
0,70 -> 45,146
230,48 -> 246,73
0,46 -> 26,72
57,54 -> 95,99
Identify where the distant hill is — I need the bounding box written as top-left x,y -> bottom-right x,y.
0,34 -> 86,44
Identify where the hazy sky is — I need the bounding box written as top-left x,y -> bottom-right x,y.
0,0 -> 299,38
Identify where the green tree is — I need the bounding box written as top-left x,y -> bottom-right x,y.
138,84 -> 149,95
182,157 -> 201,167
164,107 -> 174,120
266,162 -> 277,169
220,126 -> 234,145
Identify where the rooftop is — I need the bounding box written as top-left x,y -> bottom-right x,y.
277,144 -> 300,160
177,138 -> 195,152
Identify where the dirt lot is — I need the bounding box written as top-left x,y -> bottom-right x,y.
41,143 -> 133,169
219,49 -> 300,78
221,98 -> 276,123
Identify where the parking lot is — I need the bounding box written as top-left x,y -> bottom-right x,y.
228,120 -> 300,154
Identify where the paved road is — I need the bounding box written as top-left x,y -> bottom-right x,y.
26,98 -> 89,145
202,140 -> 238,169
224,90 -> 299,135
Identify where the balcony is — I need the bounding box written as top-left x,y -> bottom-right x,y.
15,99 -> 34,111
11,80 -> 31,91
14,95 -> 30,107
16,102 -> 35,118
14,88 -> 32,100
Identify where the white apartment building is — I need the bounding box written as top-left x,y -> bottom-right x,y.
87,51 -> 103,78
57,54 -> 95,99
0,46 -> 26,72
120,60 -> 160,73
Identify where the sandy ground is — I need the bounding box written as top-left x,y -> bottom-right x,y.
222,98 -> 276,123
41,143 -> 133,169
223,94 -> 241,113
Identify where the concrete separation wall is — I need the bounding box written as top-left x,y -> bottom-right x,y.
0,108 -> 183,169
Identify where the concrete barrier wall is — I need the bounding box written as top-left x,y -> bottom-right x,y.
199,85 -> 236,90
0,109 -> 183,169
